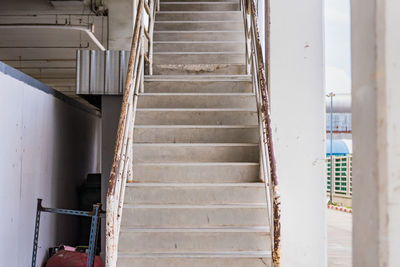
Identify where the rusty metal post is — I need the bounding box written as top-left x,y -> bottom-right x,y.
31,199 -> 42,267
249,0 -> 281,265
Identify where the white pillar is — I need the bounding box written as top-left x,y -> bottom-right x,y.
352,1 -> 400,266
269,0 -> 327,266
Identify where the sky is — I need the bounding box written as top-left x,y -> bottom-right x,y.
324,0 -> 351,94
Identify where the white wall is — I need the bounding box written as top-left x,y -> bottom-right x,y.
0,65 -> 101,266
352,0 -> 400,266
269,0 -> 327,266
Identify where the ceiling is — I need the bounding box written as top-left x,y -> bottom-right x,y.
0,0 -> 108,108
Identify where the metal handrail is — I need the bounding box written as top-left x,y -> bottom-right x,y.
105,0 -> 157,265
240,0 -> 281,265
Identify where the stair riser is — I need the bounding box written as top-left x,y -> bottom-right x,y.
161,0 -> 239,2
135,110 -> 257,125
133,164 -> 259,183
121,207 -> 269,227
154,32 -> 244,41
161,3 -> 240,11
133,127 -> 259,143
132,145 -> 259,163
154,53 -> 245,64
124,185 -> 266,204
137,95 -> 255,108
117,257 -> 272,267
155,21 -> 242,31
119,231 -> 270,253
156,12 -> 242,21
144,80 -> 252,93
154,42 -> 244,52
153,64 -> 246,75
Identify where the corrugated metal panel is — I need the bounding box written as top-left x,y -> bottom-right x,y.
76,50 -> 90,94
120,51 -> 130,95
90,50 -> 105,94
76,50 -> 130,95
105,50 -> 119,95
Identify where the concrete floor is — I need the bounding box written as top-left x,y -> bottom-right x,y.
328,209 -> 352,267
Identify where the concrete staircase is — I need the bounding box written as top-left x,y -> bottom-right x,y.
153,0 -> 245,75
117,0 -> 272,266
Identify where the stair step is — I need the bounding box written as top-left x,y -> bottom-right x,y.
155,21 -> 242,31
121,204 -> 268,228
161,0 -> 240,2
133,125 -> 259,143
154,52 -> 245,65
153,63 -> 246,75
135,108 -> 257,125
156,11 -> 242,21
154,41 -> 244,52
137,93 -> 255,108
132,143 -> 259,163
145,74 -> 251,80
160,2 -> 240,11
124,183 -> 267,204
144,76 -> 252,92
117,252 -> 272,267
118,228 -> 270,253
154,31 -> 244,41
132,162 -> 259,183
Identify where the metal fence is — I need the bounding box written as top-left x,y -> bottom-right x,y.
327,154 -> 352,196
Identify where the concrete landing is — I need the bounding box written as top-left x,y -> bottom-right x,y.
327,209 -> 352,267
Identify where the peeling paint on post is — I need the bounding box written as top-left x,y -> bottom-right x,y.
247,0 -> 282,265
105,0 -> 158,265
272,189 -> 281,265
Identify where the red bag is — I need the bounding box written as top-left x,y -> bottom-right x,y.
46,250 -> 103,267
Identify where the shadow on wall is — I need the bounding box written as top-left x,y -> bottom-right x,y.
50,99 -> 101,257
0,63 -> 101,266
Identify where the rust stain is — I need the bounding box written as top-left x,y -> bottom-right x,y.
272,190 -> 281,266
106,0 -> 149,265
248,0 -> 281,265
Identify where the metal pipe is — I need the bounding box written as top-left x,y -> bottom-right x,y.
106,0 -> 145,265
325,93 -> 350,113
0,43 -> 90,49
0,23 -> 106,51
245,0 -> 281,265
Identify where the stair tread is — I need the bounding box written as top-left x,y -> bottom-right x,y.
137,108 -> 256,111
118,251 -> 271,257
126,182 -> 265,187
132,143 -> 258,146
161,1 -> 239,3
157,10 -> 242,13
138,92 -> 254,95
134,162 -> 259,165
155,30 -> 243,32
123,204 -> 267,208
154,40 -> 244,43
144,74 -> 251,80
155,20 -> 242,23
154,51 -> 244,54
119,227 -> 270,232
135,125 -> 257,128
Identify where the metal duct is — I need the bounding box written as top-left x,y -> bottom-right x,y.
325,94 -> 351,113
